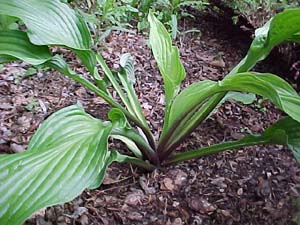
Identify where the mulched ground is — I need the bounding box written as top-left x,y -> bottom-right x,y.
0,12 -> 300,225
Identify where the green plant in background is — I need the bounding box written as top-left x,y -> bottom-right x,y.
0,1 -> 300,224
25,97 -> 39,112
224,0 -> 300,25
71,0 -> 138,45
229,0 -> 300,12
135,0 -> 208,39
73,0 -> 207,41
11,66 -> 38,85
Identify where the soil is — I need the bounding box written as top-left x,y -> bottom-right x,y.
1,11 -> 300,225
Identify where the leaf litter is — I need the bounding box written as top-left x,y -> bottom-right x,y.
0,12 -> 299,225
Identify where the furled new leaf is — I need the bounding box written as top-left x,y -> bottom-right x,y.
120,53 -> 136,84
148,12 -> 186,108
118,53 -> 149,129
109,107 -> 129,129
0,105 -> 113,225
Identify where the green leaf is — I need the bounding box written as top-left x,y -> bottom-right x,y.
0,105 -> 113,225
75,49 -> 97,73
202,92 -> 257,121
109,109 -> 158,164
224,92 -> 257,105
0,14 -> 99,88
233,8 -> 300,74
0,14 -> 19,30
262,117 -> 300,161
184,9 -> 300,147
170,72 -> 300,128
0,0 -> 91,50
111,135 -> 143,158
165,80 -> 216,132
0,30 -> 51,65
169,116 -> 300,164
0,55 -> 17,63
109,108 -> 143,158
137,19 -> 149,31
168,8 -> 300,155
148,12 -> 186,108
0,0 -> 102,88
220,73 -> 300,122
96,53 -> 140,120
159,9 -> 300,157
47,55 -> 155,152
267,8 -> 300,47
110,150 -> 155,171
288,32 -> 300,42
162,72 -> 300,151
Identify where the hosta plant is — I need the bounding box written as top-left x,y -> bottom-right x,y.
0,1 -> 300,224
71,0 -> 139,45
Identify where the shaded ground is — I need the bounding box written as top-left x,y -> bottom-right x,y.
0,12 -> 300,225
